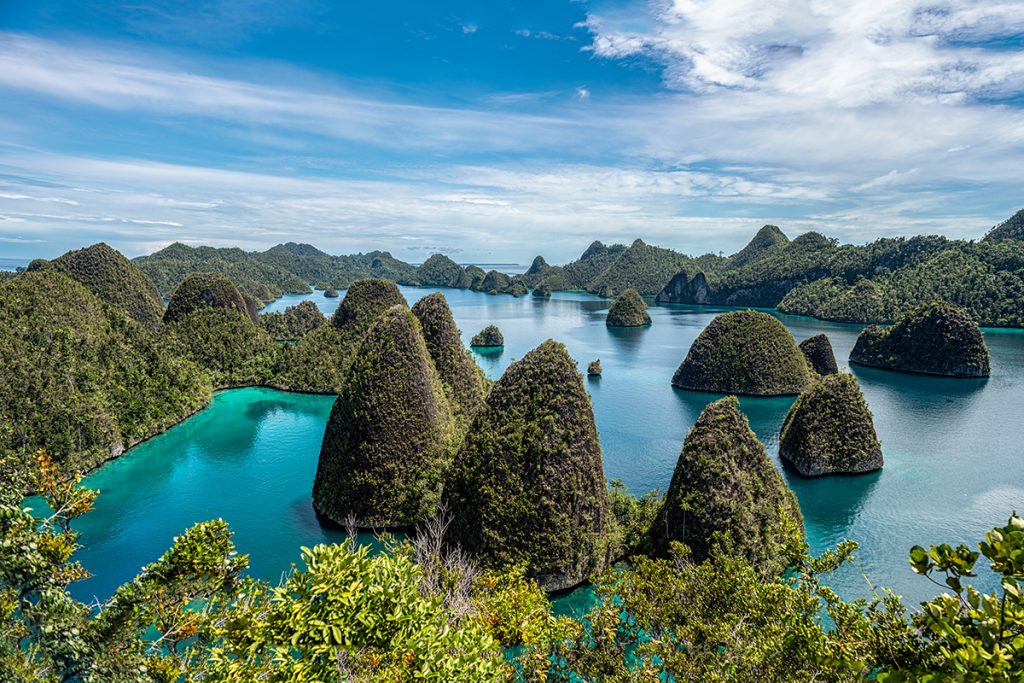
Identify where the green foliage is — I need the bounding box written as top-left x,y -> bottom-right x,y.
51,243 -> 165,330
471,324 -> 504,347
607,479 -> 660,558
260,300 -> 325,341
164,272 -> 253,324
313,305 -> 455,527
880,513 -> 1024,682
533,282 -> 552,297
164,307 -> 281,388
539,541 -> 925,682
605,288 -> 651,327
672,309 -> 813,395
411,292 -> 488,427
275,279 -> 409,393
587,359 -> 602,376
651,396 -> 804,573
982,208 -> 1024,242
323,287 -> 339,297
727,224 -> 790,268
194,543 -> 504,682
0,451 -> 246,682
584,239 -> 698,297
800,333 -> 839,375
416,253 -> 464,287
0,270 -> 211,476
780,373 -> 883,476
135,242 -> 311,304
444,340 -> 611,590
850,301 -> 991,377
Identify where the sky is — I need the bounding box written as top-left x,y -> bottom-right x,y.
0,0 -> 1022,263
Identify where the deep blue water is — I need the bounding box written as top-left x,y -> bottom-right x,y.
44,287 -> 1024,614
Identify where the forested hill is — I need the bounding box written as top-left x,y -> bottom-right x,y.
127,207 -> 1024,326
656,211 -> 1024,328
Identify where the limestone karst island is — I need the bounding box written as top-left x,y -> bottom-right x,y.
2,2 -> 1023,681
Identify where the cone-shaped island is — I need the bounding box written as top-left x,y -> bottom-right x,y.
443,340 -> 611,591
471,324 -> 504,348
163,272 -> 255,324
313,304 -> 454,527
412,292 -> 488,425
652,396 -> 803,572
850,301 -> 990,378
606,288 -> 651,327
672,310 -> 812,395
51,242 -> 164,330
799,333 -> 839,375
779,373 -> 883,477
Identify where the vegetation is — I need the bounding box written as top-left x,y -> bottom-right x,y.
728,224 -> 790,268
532,282 -> 551,298
850,301 -> 991,377
274,279 -> 408,393
260,300 -> 325,341
4,446 -> 1024,681
672,310 -> 813,395
411,293 -> 488,427
470,324 -> 504,347
50,243 -> 165,330
443,340 -> 611,591
313,305 -> 454,527
651,396 -> 804,573
135,242 -> 310,304
0,270 -> 211,476
780,373 -> 884,476
983,208 -> 1024,242
323,287 -> 339,298
415,253 -> 463,287
164,308 -> 280,388
605,287 -> 651,327
651,214 -> 1024,328
587,359 -> 602,376
164,272 -> 254,324
800,332 -> 840,374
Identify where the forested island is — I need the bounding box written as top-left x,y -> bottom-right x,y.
128,209 -> 1024,329
1,230 -> 1022,681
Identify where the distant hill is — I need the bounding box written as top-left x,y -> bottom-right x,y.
727,225 -> 789,269
983,209 -> 1024,242
135,243 -> 311,305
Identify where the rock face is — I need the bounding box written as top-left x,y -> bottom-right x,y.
51,243 -> 164,330
652,396 -> 803,571
849,301 -> 991,377
799,334 -> 839,375
779,374 -> 883,477
443,340 -> 611,591
672,310 -> 813,395
313,305 -> 454,527
164,272 -> 254,324
411,293 -> 488,425
656,271 -> 713,305
606,288 -> 652,327
471,324 -> 504,348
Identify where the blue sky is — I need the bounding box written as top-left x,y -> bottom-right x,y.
0,0 -> 1022,262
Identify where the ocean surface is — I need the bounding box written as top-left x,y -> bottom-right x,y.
42,286 -> 1024,614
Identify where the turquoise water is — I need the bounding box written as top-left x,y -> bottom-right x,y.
47,287 -> 1024,611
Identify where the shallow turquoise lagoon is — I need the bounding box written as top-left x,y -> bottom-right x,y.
53,287 -> 1024,611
